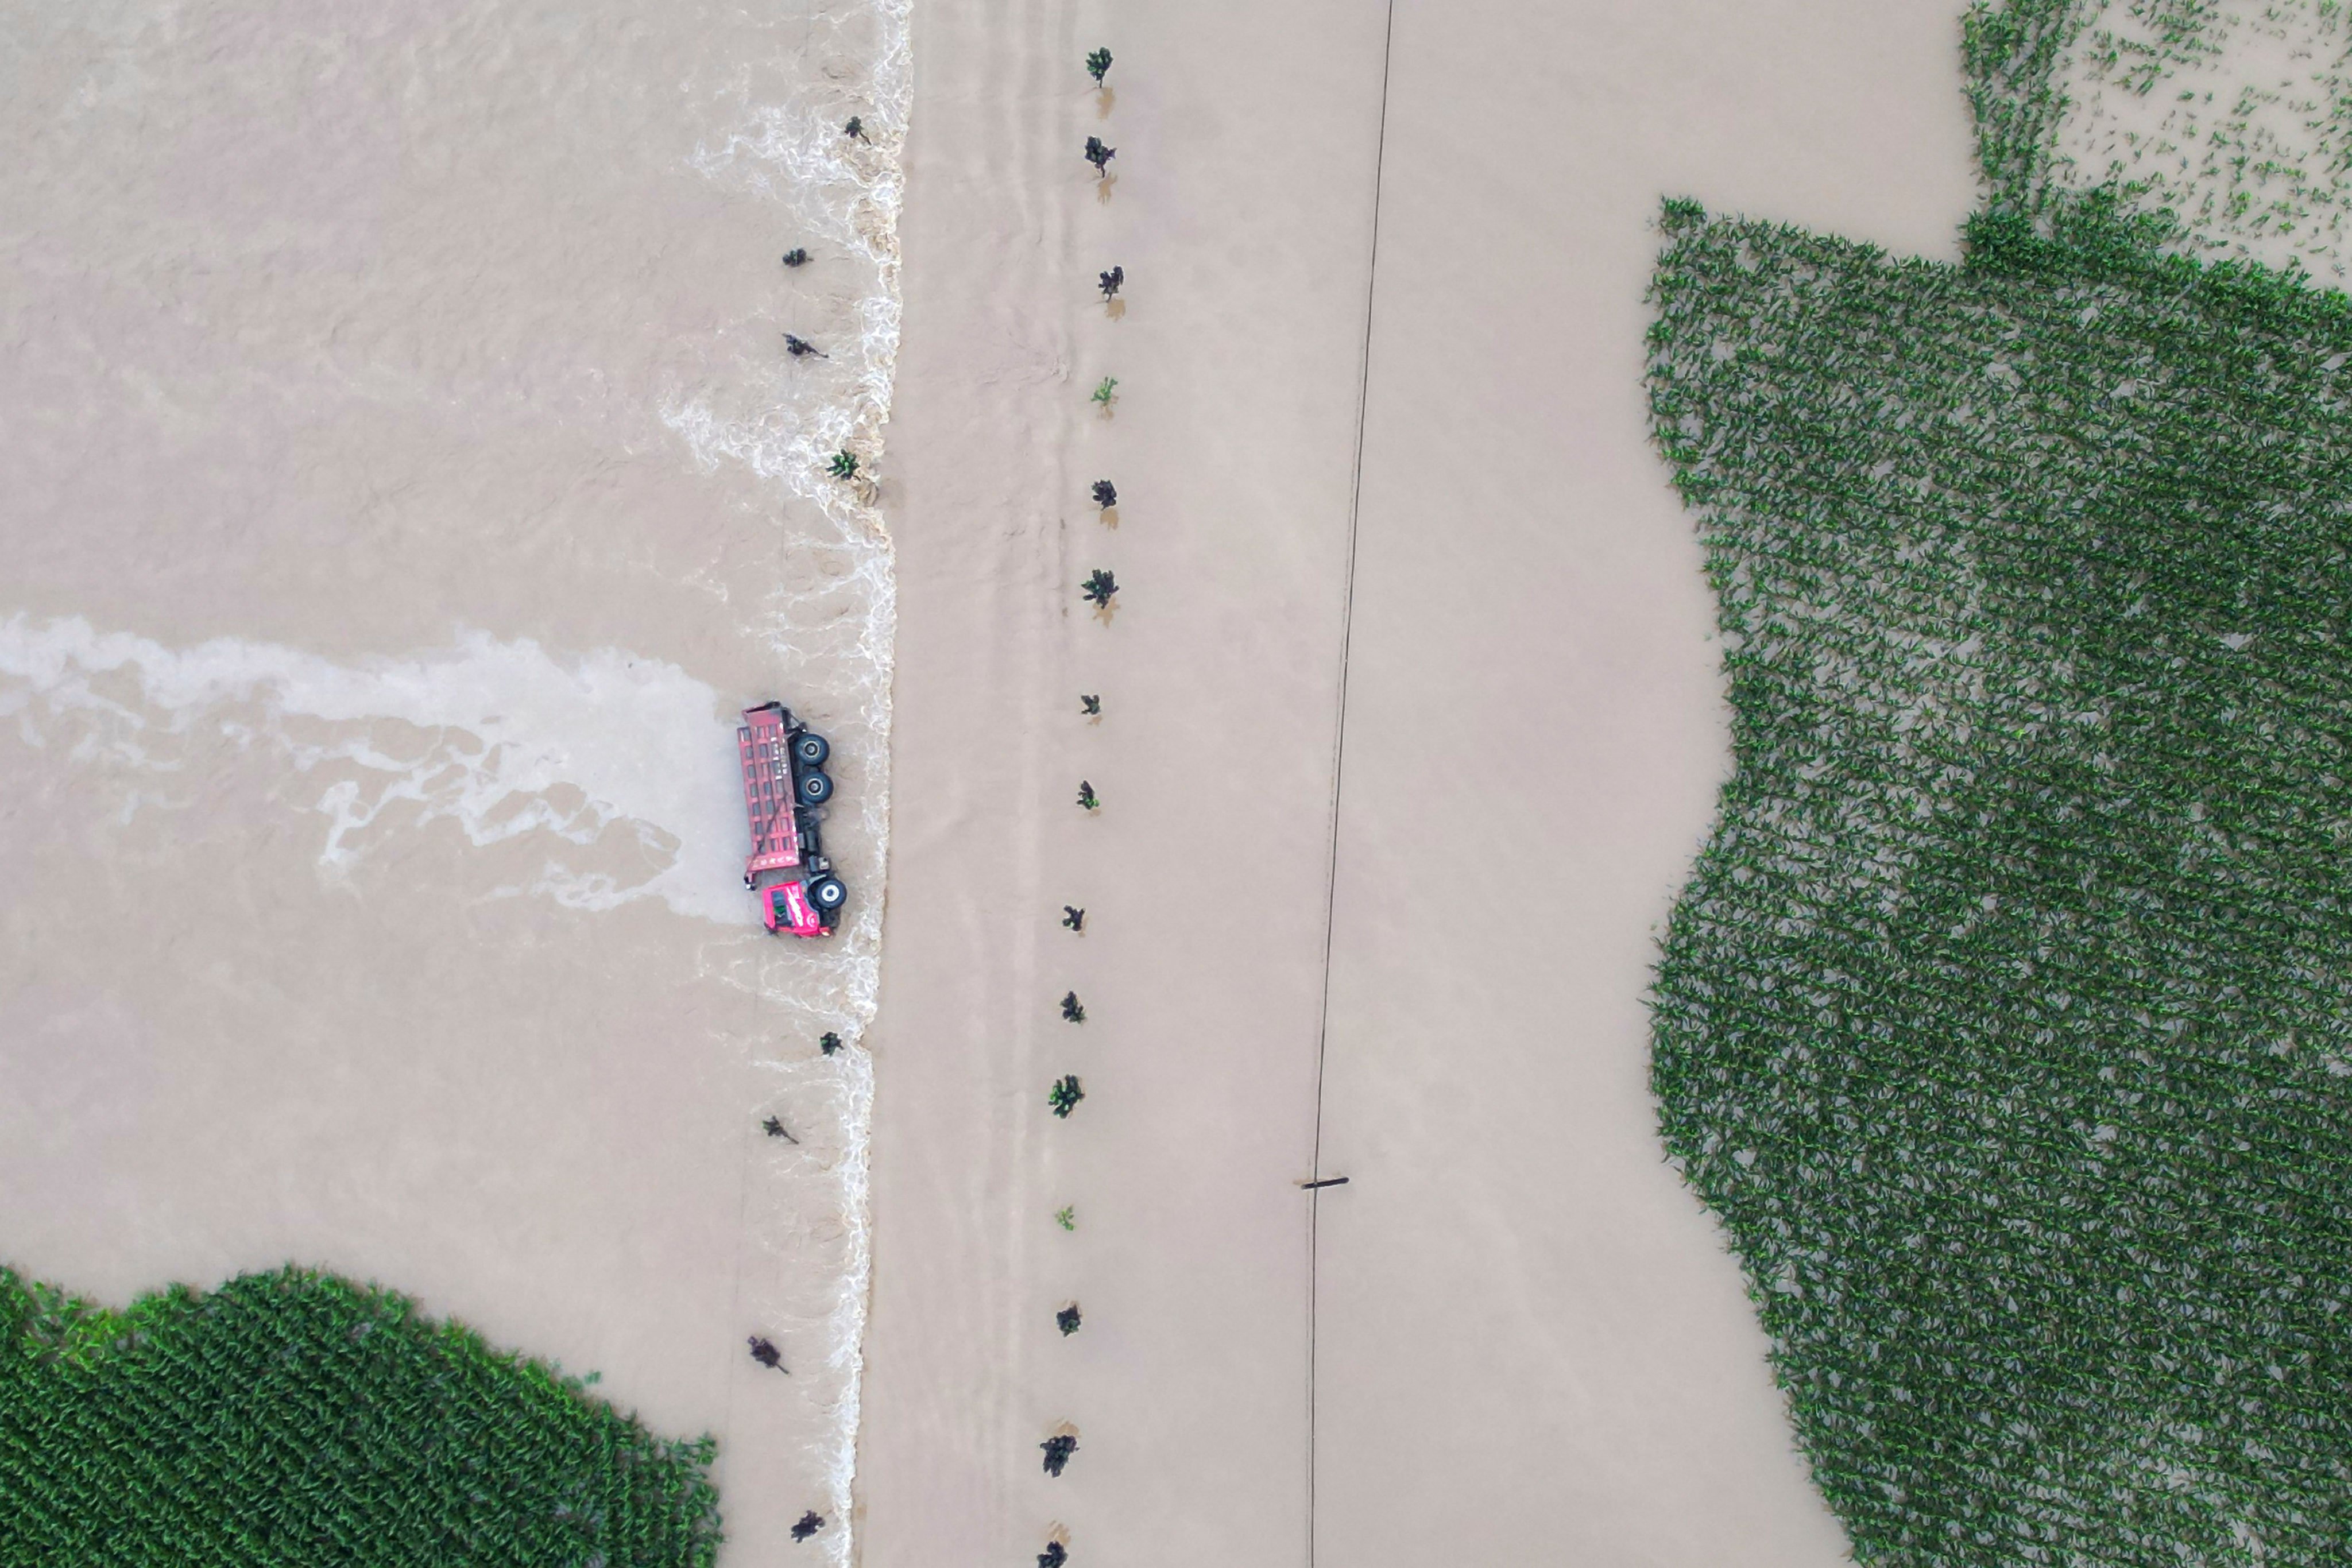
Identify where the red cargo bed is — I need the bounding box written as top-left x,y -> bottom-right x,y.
739,706 -> 802,881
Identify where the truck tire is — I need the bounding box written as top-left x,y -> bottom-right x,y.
793,731 -> 830,768
807,876 -> 847,911
798,769 -> 834,805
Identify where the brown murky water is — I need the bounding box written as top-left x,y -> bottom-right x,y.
0,2 -> 906,1559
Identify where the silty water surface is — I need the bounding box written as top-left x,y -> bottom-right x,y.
0,1 -> 908,1558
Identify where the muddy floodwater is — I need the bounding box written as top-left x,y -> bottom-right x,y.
0,3 -> 906,1559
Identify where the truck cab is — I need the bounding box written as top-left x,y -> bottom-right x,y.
738,702 -> 847,937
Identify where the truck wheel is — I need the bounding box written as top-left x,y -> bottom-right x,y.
807,876 -> 847,911
798,769 -> 834,805
793,731 -> 830,768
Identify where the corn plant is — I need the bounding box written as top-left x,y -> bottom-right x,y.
0,1266 -> 722,1563
1640,7 -> 2352,1560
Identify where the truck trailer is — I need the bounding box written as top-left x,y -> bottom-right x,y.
737,702 -> 846,937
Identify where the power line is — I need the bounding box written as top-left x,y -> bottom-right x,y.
1304,2 -> 1400,1562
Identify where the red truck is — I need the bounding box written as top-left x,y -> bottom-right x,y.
738,702 -> 846,937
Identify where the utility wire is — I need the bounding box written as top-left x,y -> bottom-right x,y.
1304,2 -> 1401,1562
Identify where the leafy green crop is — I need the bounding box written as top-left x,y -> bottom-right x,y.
1643,8 -> 2352,1561
1647,176 -> 2352,1568
0,1265 -> 721,1566
1967,0 -> 2352,286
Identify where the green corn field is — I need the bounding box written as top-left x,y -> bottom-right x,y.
1643,5 -> 2352,1563
0,1265 -> 721,1566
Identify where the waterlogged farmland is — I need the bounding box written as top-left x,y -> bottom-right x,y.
1643,3 -> 2352,1561
0,1267 -> 721,1566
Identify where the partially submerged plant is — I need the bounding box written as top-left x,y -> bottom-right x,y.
747,1336 -> 787,1373
1085,48 -> 1112,87
1084,136 -> 1116,177
761,1115 -> 796,1143
843,115 -> 866,142
819,1031 -> 842,1056
783,334 -> 826,359
1642,76 -> 2352,1551
1047,1076 -> 1084,1119
0,1266 -> 723,1563
791,1512 -> 826,1542
827,451 -> 858,481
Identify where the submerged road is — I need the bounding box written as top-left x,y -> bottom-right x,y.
862,1 -> 1976,1564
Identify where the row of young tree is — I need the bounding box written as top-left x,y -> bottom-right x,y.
1031,42 -> 1125,1568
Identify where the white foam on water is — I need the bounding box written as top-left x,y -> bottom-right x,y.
1,0 -> 913,1551
0,614 -> 753,926
670,3 -> 910,1560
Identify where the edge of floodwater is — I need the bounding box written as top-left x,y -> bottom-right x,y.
795,5 -> 911,1562
796,6 -> 911,1565
676,2 -> 914,1561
